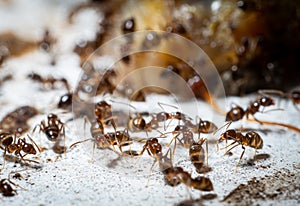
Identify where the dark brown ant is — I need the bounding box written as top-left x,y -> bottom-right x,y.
225,95 -> 300,133
0,106 -> 39,135
0,133 -> 40,167
258,89 -> 300,112
34,114 -> 65,142
33,113 -> 66,154
226,96 -> 275,123
122,18 -> 135,34
0,179 -> 17,197
58,93 -> 72,110
28,72 -> 70,92
218,129 -> 263,171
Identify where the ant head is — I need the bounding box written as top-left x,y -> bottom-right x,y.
48,113 -> 57,119
58,93 -> 72,109
292,91 -> 300,104
23,143 -> 37,155
226,106 -> 244,122
259,96 -> 275,107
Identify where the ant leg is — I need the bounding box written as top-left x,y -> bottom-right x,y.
1,148 -> 7,171
146,158 -> 158,188
69,138 -> 93,149
89,139 -> 96,163
223,142 -> 239,156
27,134 -> 41,153
235,146 -> 246,172
205,139 -> 208,167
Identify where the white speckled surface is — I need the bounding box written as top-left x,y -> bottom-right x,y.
0,1 -> 299,205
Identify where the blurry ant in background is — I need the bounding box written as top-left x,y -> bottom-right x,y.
33,113 -> 66,154
28,72 -> 70,92
258,89 -> 300,112
218,129 -> 263,172
57,93 -> 72,111
0,106 -> 39,135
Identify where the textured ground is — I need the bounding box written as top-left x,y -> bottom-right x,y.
0,1 -> 299,205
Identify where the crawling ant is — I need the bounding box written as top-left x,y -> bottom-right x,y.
258,89 -> 300,112
226,96 -> 275,123
70,122 -> 132,159
158,149 -> 213,191
225,95 -> 300,133
218,129 -> 263,171
0,106 -> 39,135
0,133 -> 40,167
28,72 -> 70,92
33,113 -> 66,154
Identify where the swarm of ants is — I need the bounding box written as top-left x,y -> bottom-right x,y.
0,69 -> 299,199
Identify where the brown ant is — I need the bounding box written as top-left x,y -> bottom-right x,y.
0,106 -> 39,135
94,100 -> 117,128
218,129 -> 263,171
33,113 -> 66,154
226,96 -> 275,123
158,149 -> 213,191
139,138 -> 162,158
70,121 -> 132,160
28,72 -> 70,92
0,133 -> 40,168
225,95 -> 300,133
128,112 -> 156,133
189,138 -> 211,173
258,89 -> 300,112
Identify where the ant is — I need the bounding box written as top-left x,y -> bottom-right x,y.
70,122 -> 132,160
58,93 -> 72,110
189,138 -> 211,173
0,132 -> 40,168
0,106 -> 39,135
158,149 -> 213,191
218,129 -> 263,171
128,112 -> 156,133
225,95 -> 300,133
94,101 -> 117,128
33,113 -> 66,154
139,138 -> 162,158
258,89 -> 300,112
0,178 -> 17,197
28,72 -> 70,92
225,96 -> 275,128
